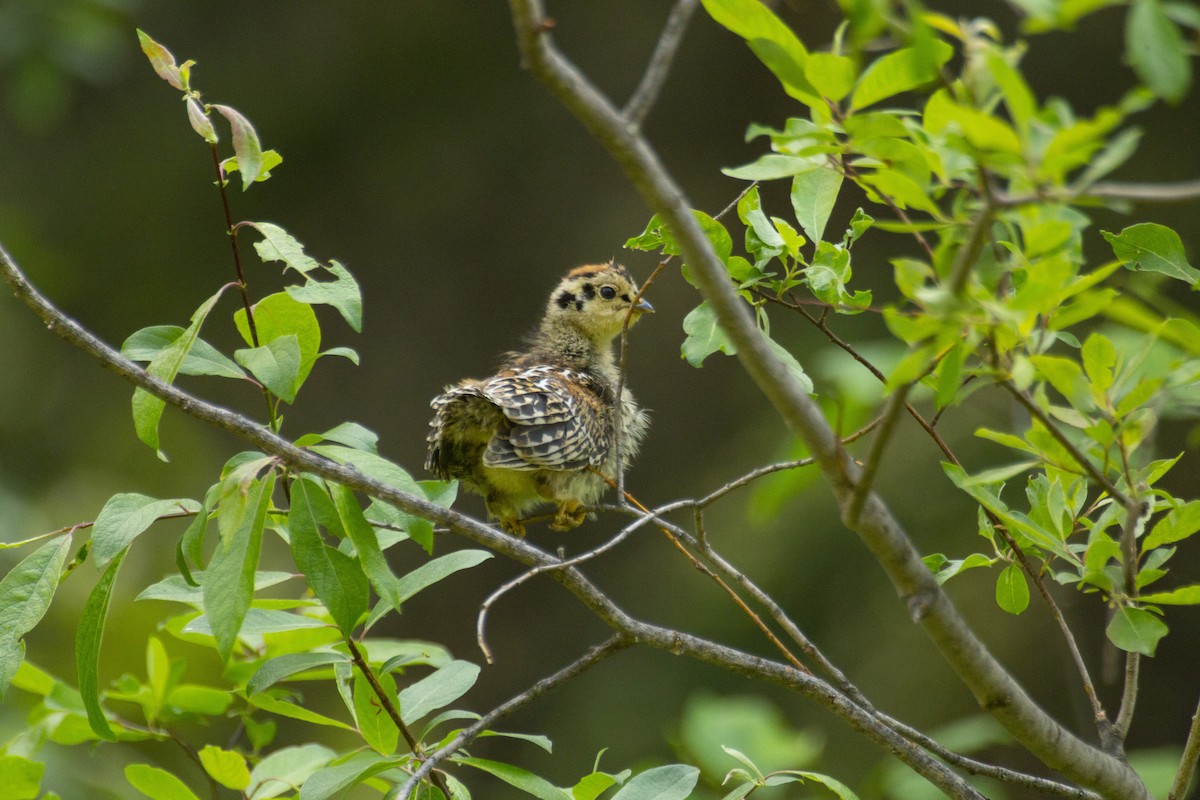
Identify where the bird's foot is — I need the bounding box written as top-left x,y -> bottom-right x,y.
549,501 -> 587,532
497,516 -> 527,538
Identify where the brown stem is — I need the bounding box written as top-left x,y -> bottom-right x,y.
345,638 -> 452,798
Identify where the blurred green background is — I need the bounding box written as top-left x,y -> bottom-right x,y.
2,1 -> 1200,797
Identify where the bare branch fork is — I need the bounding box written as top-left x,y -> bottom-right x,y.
502,2 -> 1150,797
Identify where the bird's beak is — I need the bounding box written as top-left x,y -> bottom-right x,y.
635,298 -> 655,313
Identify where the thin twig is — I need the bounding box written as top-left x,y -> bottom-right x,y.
1086,178 -> 1200,203
345,639 -> 453,799
393,635 -> 630,800
845,383 -> 913,524
1113,497 -> 1147,748
948,198 -> 995,297
475,499 -> 690,662
1169,693 -> 1200,800
1,508 -> 198,550
622,0 -> 698,130
998,379 -> 1131,507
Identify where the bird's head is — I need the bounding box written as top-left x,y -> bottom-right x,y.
542,262 -> 654,345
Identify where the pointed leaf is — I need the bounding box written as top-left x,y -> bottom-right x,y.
289,478 -> 369,635
791,168 -> 843,244
92,493 -> 201,568
398,660 -> 480,724
199,746 -> 251,791
235,335 -> 304,403
1127,0 -> 1191,103
212,105 -> 265,189
204,471 -> 276,661
1106,606 -> 1168,655
77,547 -> 127,740
126,764 -> 202,800
1103,223 -> 1200,285
611,764 -> 700,800
0,536 -> 72,697
850,41 -> 954,110
136,30 -> 183,90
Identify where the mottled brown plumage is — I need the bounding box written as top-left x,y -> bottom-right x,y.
426,263 -> 652,535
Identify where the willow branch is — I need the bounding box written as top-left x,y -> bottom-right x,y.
1168,693 -> 1200,800
393,635 -> 630,800
622,0 -> 698,130
1,242 -> 985,800
501,5 -> 1149,797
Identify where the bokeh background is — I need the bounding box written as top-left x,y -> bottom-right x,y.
2,1 -> 1199,798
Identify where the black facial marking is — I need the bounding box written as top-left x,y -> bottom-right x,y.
574,299 -> 584,311
556,290 -> 574,309
620,293 -> 630,302
581,282 -> 596,299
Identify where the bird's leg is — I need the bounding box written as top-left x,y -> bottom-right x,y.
487,494 -> 527,538
550,500 -> 587,531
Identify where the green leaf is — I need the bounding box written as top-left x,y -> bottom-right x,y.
133,287 -> 229,459
763,334 -> 815,394
199,746 -> 251,791
1103,223 -> 1200,285
289,478 -> 369,635
1144,501 -> 1200,550
248,222 -> 322,274
204,471 -> 276,661
397,549 -> 492,606
186,98 -> 216,143
805,53 -> 856,101
297,752 -> 397,800
611,764 -> 700,800
329,483 -> 405,613
1029,355 -> 1092,410
1139,585 -> 1200,605
0,536 -> 71,697
184,607 -> 325,637
92,494 -> 201,568
698,0 -> 819,106
212,105 -> 266,189
455,757 -> 572,800
77,548 -> 127,741
572,772 -> 620,800
995,563 -> 1030,615
236,335 -> 304,403
1106,606 -> 1168,655
1081,333 -> 1117,397
287,261 -> 363,332
850,40 -> 954,110
247,652 -> 352,696
1127,0 -> 1191,103
399,659 -> 480,724
722,154 -> 819,181
791,168 -> 843,244
136,30 -> 183,90
782,771 -> 860,799
682,301 -> 738,366
234,292 -> 322,394
315,446 -> 436,553
353,669 -> 400,755
126,764 -> 202,800
137,570 -> 293,605
0,755 -> 44,800
121,326 -> 244,379
247,693 -> 353,731
924,552 -> 995,585
248,744 -> 336,800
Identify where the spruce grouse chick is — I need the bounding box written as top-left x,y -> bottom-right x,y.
426,262 -> 653,536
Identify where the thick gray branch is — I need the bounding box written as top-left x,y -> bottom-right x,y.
502,4 -> 1149,798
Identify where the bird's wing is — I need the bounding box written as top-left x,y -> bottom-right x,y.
480,366 -> 610,471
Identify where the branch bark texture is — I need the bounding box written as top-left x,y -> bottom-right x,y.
502,3 -> 1149,798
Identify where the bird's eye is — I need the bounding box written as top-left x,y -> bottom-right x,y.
599,285 -> 617,300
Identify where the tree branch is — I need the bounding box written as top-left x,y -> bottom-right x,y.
1169,692 -> 1200,800
0,241 -> 985,800
393,635 -> 631,800
622,0 -> 698,130
500,5 -> 1149,797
